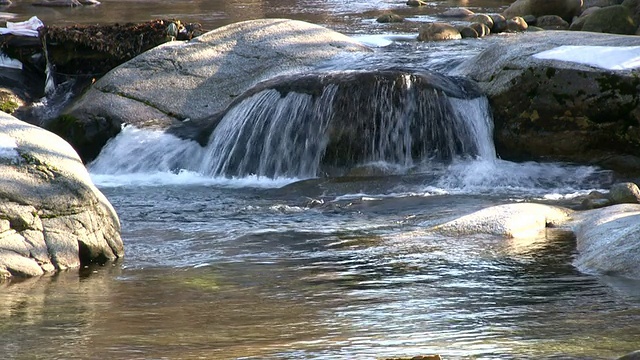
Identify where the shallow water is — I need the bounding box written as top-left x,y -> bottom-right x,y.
2,1 -> 640,359
3,180 -> 640,359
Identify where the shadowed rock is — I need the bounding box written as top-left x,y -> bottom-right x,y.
452,31 -> 640,175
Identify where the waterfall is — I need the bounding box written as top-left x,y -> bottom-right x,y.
196,70 -> 495,178
90,69 -> 497,180
197,86 -> 337,178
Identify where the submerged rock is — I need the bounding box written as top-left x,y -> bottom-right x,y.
0,112 -> 123,279
432,203 -> 572,238
58,19 -> 371,162
377,13 -> 404,23
452,31 -> 640,175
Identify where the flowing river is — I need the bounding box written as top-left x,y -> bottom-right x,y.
2,1 -> 640,359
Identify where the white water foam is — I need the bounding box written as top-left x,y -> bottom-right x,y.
431,158 -> 608,197
88,126 -> 300,188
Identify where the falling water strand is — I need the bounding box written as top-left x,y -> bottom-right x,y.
198,73 -> 496,178
198,86 -> 337,178
41,36 -> 56,96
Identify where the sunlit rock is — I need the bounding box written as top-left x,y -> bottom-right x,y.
56,19 -> 371,162
0,112 -> 123,279
608,182 -> 640,204
506,16 -> 529,32
433,203 -> 572,238
417,22 -> 462,41
571,204 -> 640,279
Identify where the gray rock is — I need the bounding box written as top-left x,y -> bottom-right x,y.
536,15 -> 570,29
609,182 -> 640,203
459,27 -> 479,38
440,7 -> 475,18
470,22 -> 491,37
584,0 -> 623,7
503,0 -> 583,21
59,19 -> 371,162
377,13 -> 404,23
572,204 -> 640,279
0,112 -> 123,279
622,0 -> 640,24
417,22 -> 462,41
406,0 -> 427,6
523,14 -> 538,25
471,14 -> 494,28
452,31 -> 640,173
32,0 -> 82,6
582,5 -> 638,34
489,13 -> 508,32
506,16 -> 529,32
433,203 -> 572,238
618,350 -> 640,360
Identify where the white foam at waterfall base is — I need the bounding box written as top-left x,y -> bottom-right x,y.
88,125 -> 300,188
431,158 -> 609,197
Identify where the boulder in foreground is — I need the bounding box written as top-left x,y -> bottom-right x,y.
0,112 -> 123,279
571,204 -> 640,279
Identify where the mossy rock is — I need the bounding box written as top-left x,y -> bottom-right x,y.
0,89 -> 23,114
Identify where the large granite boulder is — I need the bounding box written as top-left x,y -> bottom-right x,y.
571,204 -> 640,279
452,31 -> 640,174
51,19 -> 370,163
0,112 -> 123,279
503,0 -> 583,22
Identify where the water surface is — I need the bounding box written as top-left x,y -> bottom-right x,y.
2,1 -> 640,359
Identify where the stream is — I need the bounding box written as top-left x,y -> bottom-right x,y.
1,0 -> 640,359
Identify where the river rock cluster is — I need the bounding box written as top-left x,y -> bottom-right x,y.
397,0 -> 640,41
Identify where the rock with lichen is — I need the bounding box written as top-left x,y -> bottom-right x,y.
452,31 -> 640,174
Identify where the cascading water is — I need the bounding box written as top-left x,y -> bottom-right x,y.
88,68 -> 608,195
197,86 -> 338,178
195,69 -> 495,178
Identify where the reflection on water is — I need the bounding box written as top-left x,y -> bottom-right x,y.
2,185 -> 639,359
